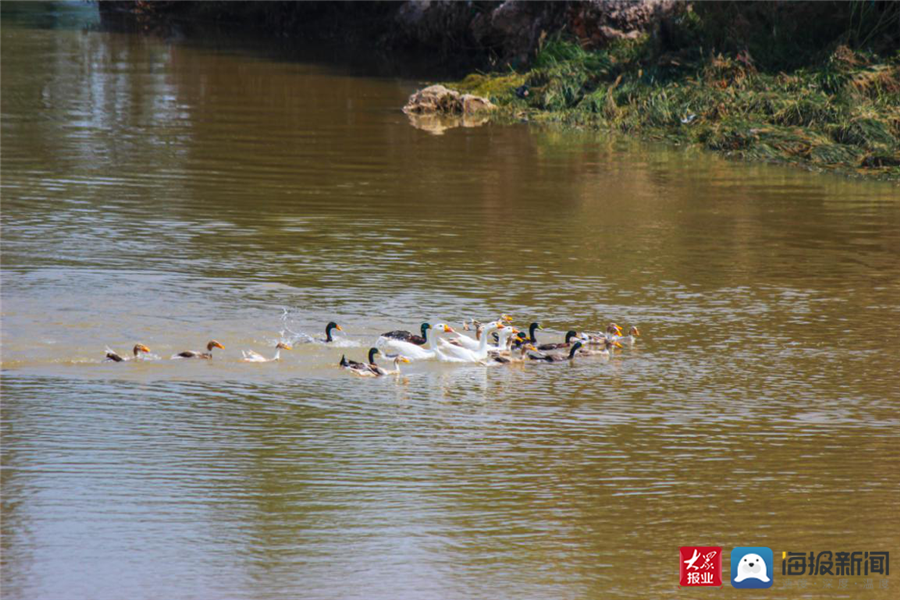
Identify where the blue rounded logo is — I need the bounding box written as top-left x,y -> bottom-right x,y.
731,547 -> 774,589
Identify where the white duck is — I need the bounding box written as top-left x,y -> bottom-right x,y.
376,323 -> 456,361
486,326 -> 520,357
241,342 -> 292,363
452,321 -> 518,352
436,321 -> 504,363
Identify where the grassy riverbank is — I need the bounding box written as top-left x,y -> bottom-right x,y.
453,15 -> 900,180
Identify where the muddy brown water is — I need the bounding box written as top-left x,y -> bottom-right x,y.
2,4 -> 899,599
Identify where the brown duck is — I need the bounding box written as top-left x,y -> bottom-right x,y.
174,340 -> 224,359
106,344 -> 151,362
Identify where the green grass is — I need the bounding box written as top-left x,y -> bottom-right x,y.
450,35 -> 900,180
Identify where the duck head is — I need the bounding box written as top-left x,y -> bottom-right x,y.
368,347 -> 380,364
325,322 -> 343,342
207,340 -> 225,351
568,341 -> 583,358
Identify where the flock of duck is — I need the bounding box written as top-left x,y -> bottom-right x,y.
104,317 -> 641,377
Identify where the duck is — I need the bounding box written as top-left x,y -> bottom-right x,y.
451,321 -> 483,349
436,321 -> 504,363
537,330 -> 580,351
615,325 -> 641,346
241,342 -> 291,363
493,343 -> 538,364
376,323 -> 456,360
604,323 -> 624,340
528,341 -> 583,363
370,353 -> 410,376
511,322 -> 542,348
380,323 -> 430,346
340,348 -> 377,376
577,337 -> 622,358
486,326 -> 521,357
524,322 -> 543,343
173,340 -> 224,359
340,348 -> 410,377
105,344 -> 151,362
464,314 -> 512,330
454,323 -> 519,352
583,323 -> 624,344
322,321 -> 343,343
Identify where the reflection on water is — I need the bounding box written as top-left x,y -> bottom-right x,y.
2,3 -> 899,600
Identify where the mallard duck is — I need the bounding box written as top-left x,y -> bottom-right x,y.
174,340 -> 224,359
537,330 -> 580,351
512,322 -> 542,348
340,348 -> 378,376
322,322 -> 343,343
523,322 -> 543,343
380,323 -> 430,346
340,348 -> 410,377
105,344 -> 151,362
241,342 -> 291,363
528,341 -> 583,363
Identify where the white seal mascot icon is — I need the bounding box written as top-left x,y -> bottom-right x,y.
735,553 -> 770,582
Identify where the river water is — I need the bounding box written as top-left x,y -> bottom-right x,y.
2,3 -> 899,600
